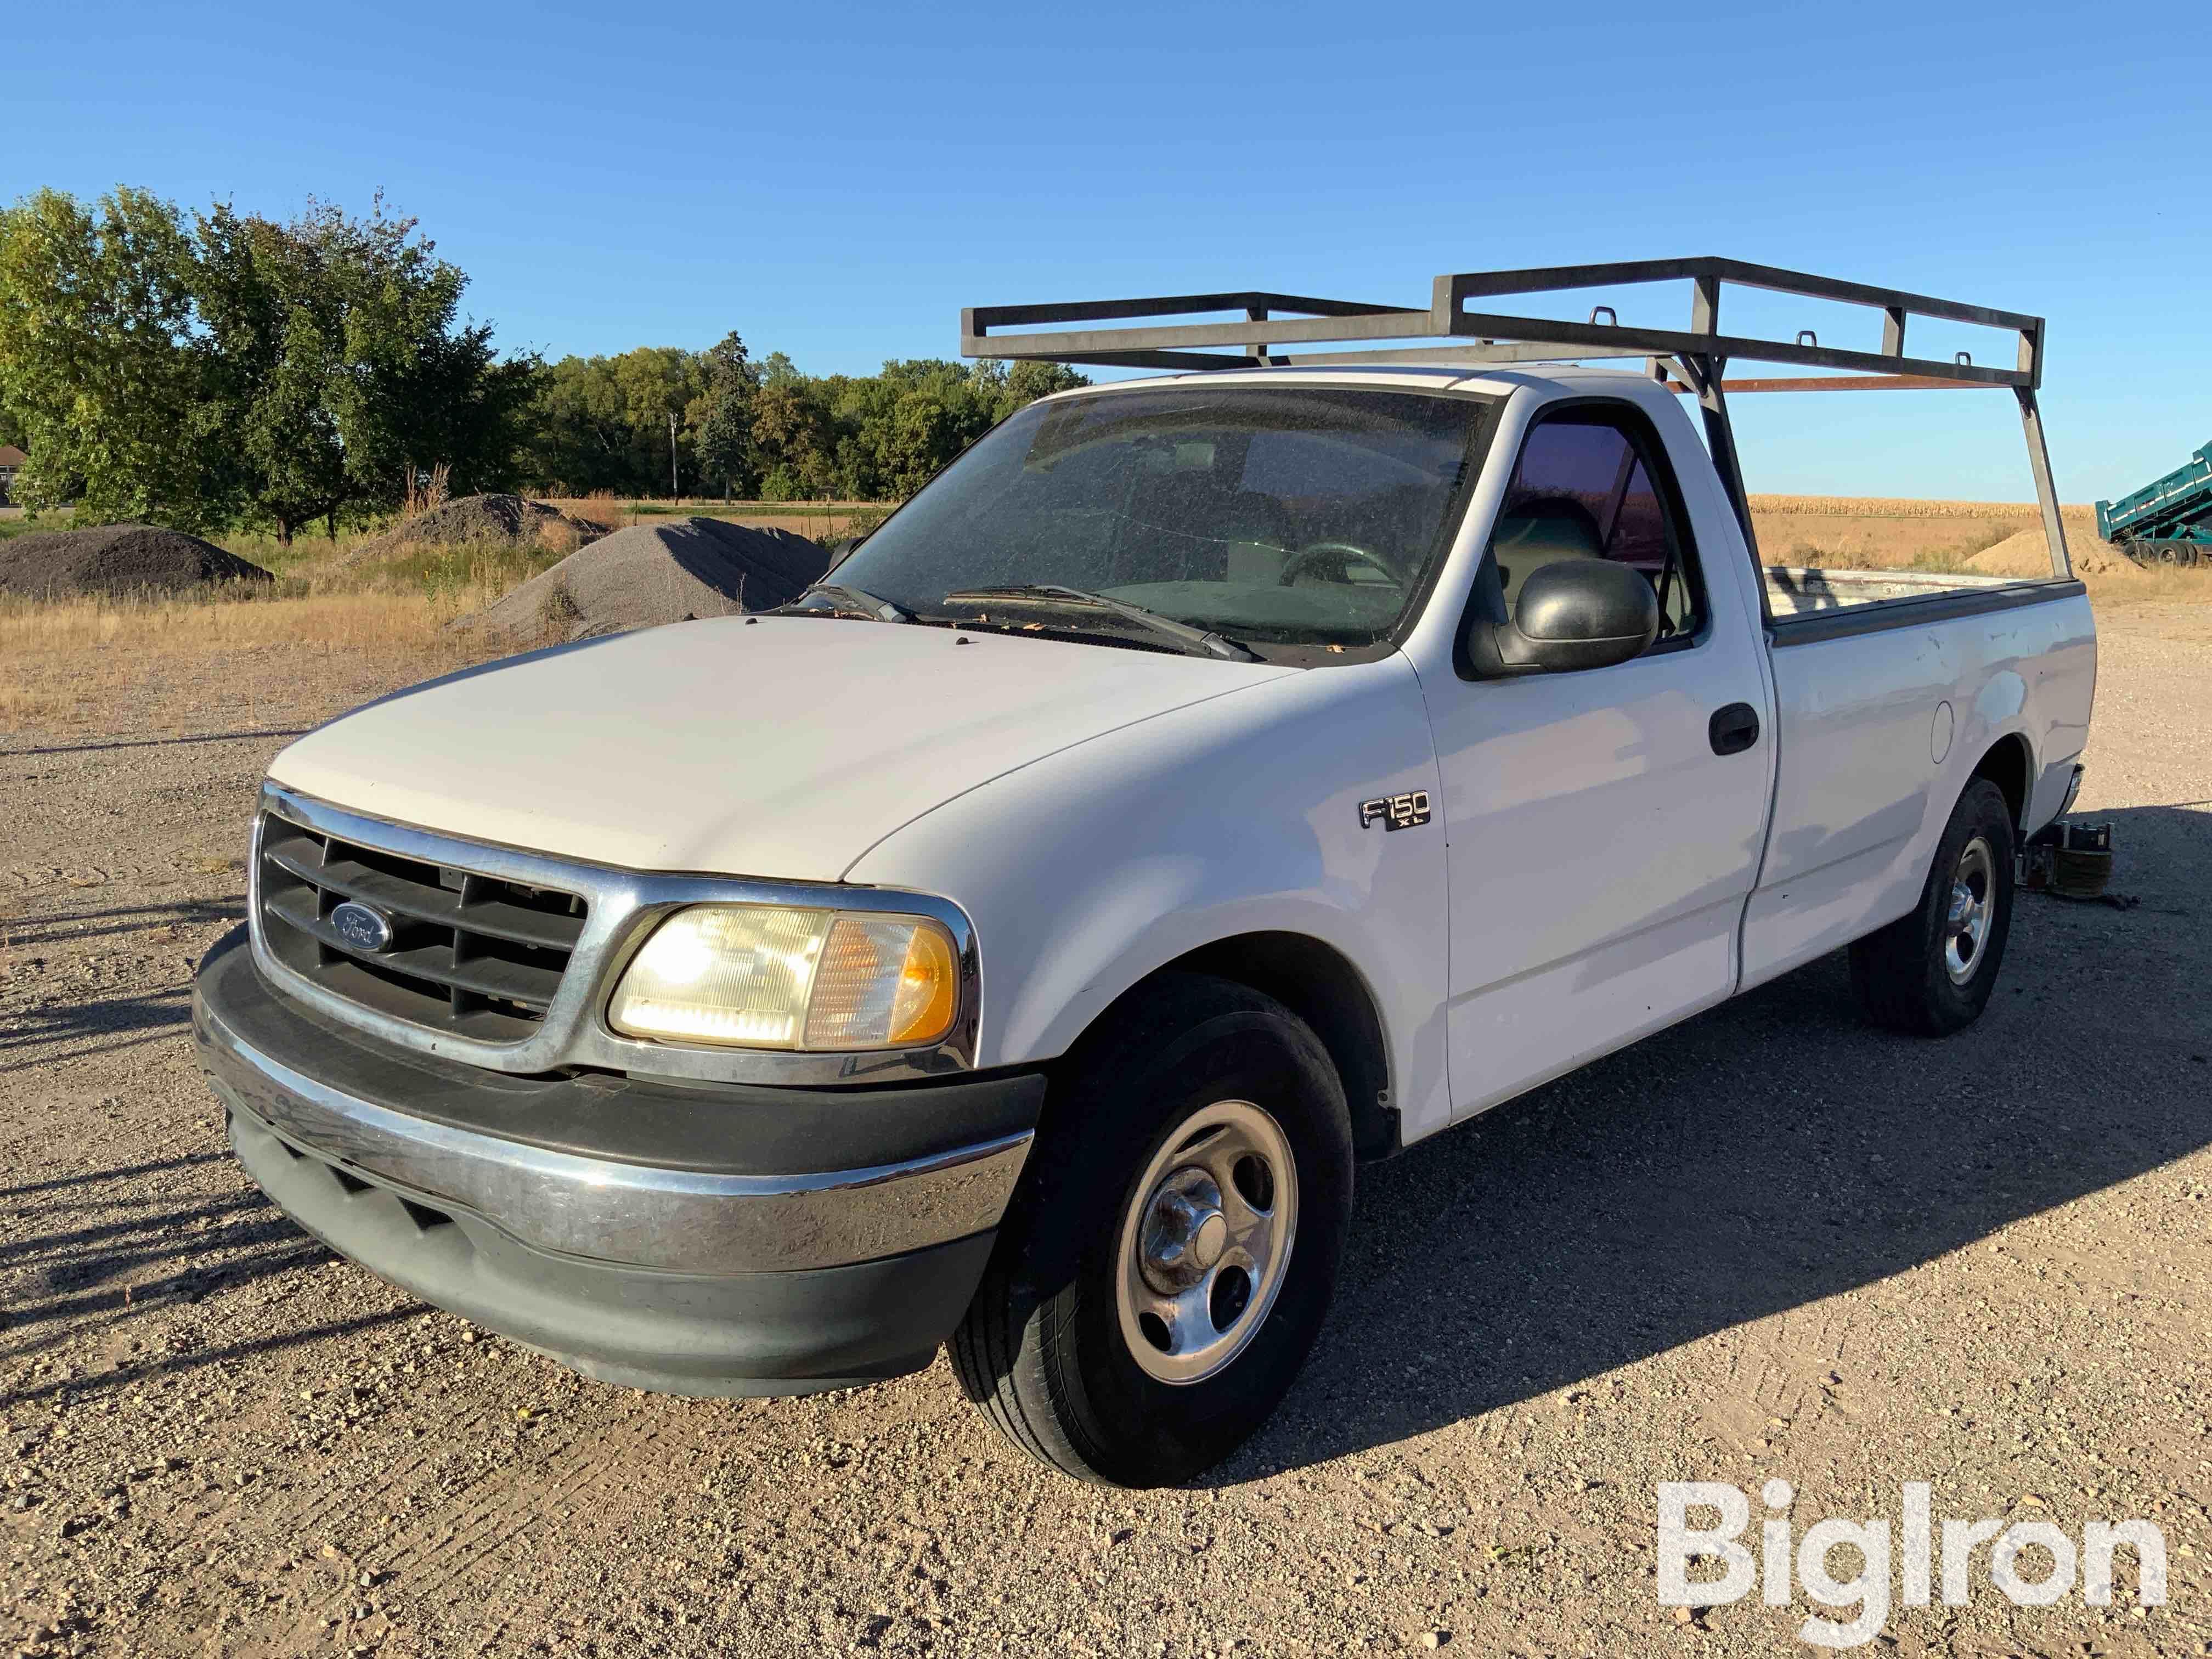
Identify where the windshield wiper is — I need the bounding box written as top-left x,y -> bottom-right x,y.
940,584 -> 1260,663
783,582 -> 914,623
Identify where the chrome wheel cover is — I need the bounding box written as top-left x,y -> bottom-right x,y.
1944,834 -> 1996,986
1114,1099 -> 1298,1386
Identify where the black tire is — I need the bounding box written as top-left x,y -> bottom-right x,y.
1848,777 -> 2017,1036
949,972 -> 1353,1487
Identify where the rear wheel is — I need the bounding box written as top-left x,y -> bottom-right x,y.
1849,777 -> 2017,1036
950,973 -> 1352,1487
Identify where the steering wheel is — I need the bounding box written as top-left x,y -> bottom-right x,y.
1278,540 -> 1402,590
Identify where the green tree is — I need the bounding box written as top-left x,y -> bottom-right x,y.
1000,358 -> 1090,414
0,188 -> 223,527
749,379 -> 837,500
523,354 -> 635,493
716,354 -> 1088,503
191,202 -> 354,545
832,359 -> 1043,497
521,346 -> 714,496
607,346 -> 706,495
0,187 -> 537,539
2,185 -> 1091,528
692,330 -> 759,499
317,198 -> 538,517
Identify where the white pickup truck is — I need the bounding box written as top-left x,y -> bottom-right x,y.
194,261 -> 2097,1487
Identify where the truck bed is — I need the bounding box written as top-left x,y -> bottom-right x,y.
1763,565 -> 2045,615
1741,571 -> 2096,993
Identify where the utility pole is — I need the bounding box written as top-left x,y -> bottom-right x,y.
668,410 -> 679,498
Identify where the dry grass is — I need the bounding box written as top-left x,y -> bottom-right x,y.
1748,494 -> 2058,518
0,584 -> 508,737
0,680 -> 63,727
213,499 -> 610,581
2079,563 -> 2212,606
1748,499 -> 2118,577
546,496 -> 876,514
1748,499 -> 2212,602
541,497 -> 881,541
733,506 -> 866,541
401,462 -> 454,521
0,587 -> 470,653
535,516 -> 584,557
0,525 -> 590,731
577,490 -> 630,532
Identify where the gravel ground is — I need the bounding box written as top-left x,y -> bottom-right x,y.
2,602 -> 2208,1658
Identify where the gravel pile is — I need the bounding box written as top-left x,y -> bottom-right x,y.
0,523 -> 273,597
352,493 -> 606,560
453,517 -> 830,644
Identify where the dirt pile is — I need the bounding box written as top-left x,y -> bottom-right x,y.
353,494 -> 606,560
0,524 -> 273,597
452,517 -> 830,644
1968,528 -> 2141,582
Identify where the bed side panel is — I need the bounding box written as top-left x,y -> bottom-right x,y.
1741,591 -> 2095,989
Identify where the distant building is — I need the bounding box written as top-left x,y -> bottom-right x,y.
0,444 -> 24,505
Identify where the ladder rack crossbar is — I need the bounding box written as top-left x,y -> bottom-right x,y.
962,256 -> 2045,392
956,257 -> 2070,584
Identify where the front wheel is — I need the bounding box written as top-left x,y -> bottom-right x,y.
950,974 -> 1353,1487
1848,776 -> 2017,1035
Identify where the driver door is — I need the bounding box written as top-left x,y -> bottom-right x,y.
1426,399 -> 1773,1118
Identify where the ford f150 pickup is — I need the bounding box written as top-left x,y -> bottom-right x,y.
193,260 -> 2097,1486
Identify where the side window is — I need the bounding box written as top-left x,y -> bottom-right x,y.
1491,410 -> 1705,645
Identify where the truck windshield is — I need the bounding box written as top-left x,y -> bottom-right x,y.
826,386 -> 1496,653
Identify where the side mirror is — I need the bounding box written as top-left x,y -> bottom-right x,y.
1462,558 -> 1660,678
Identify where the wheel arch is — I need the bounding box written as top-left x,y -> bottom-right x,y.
1967,731 -> 2034,830
1074,931 -> 1400,1163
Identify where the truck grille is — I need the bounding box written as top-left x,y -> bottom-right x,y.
256,814 -> 588,1042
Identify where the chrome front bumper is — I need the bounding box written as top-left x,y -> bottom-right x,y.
193,929 -> 1040,1393
200,1001 -> 1031,1276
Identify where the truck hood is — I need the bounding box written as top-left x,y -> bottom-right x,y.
268,616 -> 1295,882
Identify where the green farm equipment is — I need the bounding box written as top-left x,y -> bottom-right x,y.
2097,439 -> 2212,566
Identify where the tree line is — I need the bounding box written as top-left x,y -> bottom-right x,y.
527,346 -> 1085,505
0,189 -> 1086,543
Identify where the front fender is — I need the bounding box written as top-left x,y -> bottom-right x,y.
843,656 -> 1457,1146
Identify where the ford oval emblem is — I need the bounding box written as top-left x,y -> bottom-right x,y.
330,900 -> 396,953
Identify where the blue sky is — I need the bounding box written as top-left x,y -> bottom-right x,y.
7,0 -> 2208,501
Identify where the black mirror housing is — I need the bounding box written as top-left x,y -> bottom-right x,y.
1461,558 -> 1661,678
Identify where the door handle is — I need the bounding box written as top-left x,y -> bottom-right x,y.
1708,702 -> 1760,756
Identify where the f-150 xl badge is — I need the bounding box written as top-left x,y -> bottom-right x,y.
1359,791 -> 1431,832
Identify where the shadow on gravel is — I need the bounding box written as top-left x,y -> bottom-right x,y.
2,1150 -> 230,1199
1215,801 -> 2212,1483
13,1190 -> 274,1265
8,1230 -> 329,1341
0,1171 -> 370,1403
0,1307 -> 420,1412
3,897 -> 244,949
0,985 -> 193,1074
1,726 -> 311,759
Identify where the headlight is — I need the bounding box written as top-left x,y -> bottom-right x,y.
607,904 -> 960,1051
